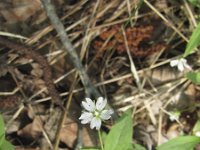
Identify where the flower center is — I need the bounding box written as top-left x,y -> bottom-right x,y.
94,111 -> 100,117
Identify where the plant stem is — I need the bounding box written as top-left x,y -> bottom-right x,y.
98,129 -> 104,150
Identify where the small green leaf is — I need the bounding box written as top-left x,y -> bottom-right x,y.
0,116 -> 5,146
186,72 -> 200,84
0,140 -> 14,150
133,144 -> 146,150
157,136 -> 200,150
193,120 -> 200,133
188,0 -> 200,7
184,22 -> 200,57
0,116 -> 5,137
104,110 -> 133,150
81,148 -> 99,150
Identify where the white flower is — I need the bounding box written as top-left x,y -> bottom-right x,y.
170,58 -> 191,72
79,97 -> 113,130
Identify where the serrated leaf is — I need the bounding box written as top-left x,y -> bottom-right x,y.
104,110 -> 133,150
0,140 -> 14,150
157,136 -> 200,150
184,23 -> 200,57
186,72 -> 200,84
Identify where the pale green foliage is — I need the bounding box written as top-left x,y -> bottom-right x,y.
132,144 -> 146,150
186,72 -> 200,84
183,22 -> 200,57
193,120 -> 200,134
81,148 -> 99,150
0,115 -> 14,150
184,22 -> 200,84
188,0 -> 200,7
157,136 -> 200,150
104,110 -> 133,150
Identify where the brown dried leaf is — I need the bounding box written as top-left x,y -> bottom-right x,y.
31,63 -> 43,78
143,66 -> 182,86
14,57 -> 31,65
18,116 -> 44,139
93,25 -> 166,57
8,53 -> 19,63
60,118 -> 94,148
0,0 -> 42,23
166,123 -> 181,139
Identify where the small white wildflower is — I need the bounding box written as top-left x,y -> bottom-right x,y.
195,131 -> 200,137
79,97 -> 113,130
170,58 -> 191,72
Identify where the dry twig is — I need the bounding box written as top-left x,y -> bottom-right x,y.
41,0 -> 100,98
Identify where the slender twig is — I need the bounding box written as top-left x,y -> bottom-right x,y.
183,0 -> 197,27
53,72 -> 78,150
121,26 -> 142,90
41,0 -> 100,98
143,0 -> 188,42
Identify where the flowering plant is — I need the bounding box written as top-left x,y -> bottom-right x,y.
170,58 -> 191,72
79,97 -> 113,130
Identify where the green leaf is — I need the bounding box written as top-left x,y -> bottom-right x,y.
184,22 -> 200,57
81,148 -> 99,150
188,0 -> 200,7
193,120 -> 200,133
0,116 -> 5,146
104,110 -> 133,150
132,144 -> 146,150
157,136 -> 200,150
186,72 -> 200,84
0,140 -> 14,150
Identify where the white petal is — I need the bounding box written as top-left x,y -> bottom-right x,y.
79,112 -> 93,124
81,119 -> 90,124
79,112 -> 93,120
182,60 -> 191,70
96,97 -> 107,111
90,117 -> 101,130
170,60 -> 179,67
100,109 -> 113,120
177,62 -> 184,72
82,98 -> 95,112
184,63 -> 192,70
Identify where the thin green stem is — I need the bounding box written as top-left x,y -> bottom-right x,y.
98,129 -> 104,150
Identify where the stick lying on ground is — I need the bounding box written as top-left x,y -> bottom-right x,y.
41,0 -> 100,98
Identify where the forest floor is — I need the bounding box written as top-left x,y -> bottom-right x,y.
0,0 -> 200,150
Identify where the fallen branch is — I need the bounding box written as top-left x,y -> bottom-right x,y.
41,0 -> 100,98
